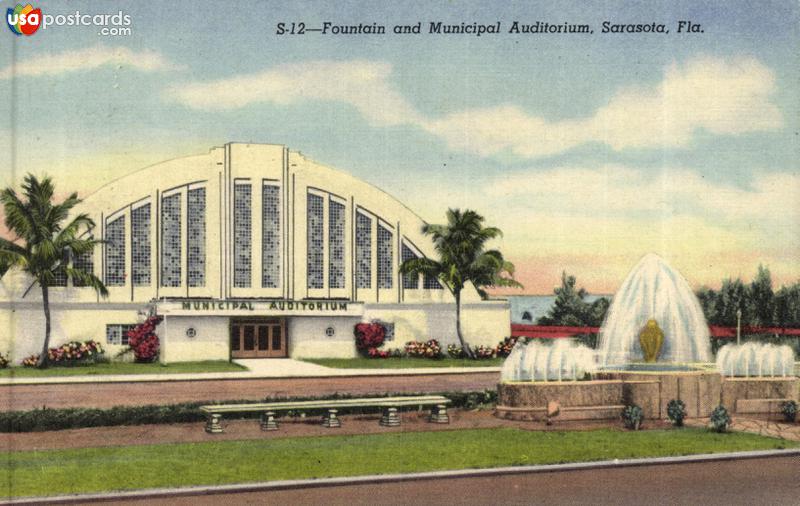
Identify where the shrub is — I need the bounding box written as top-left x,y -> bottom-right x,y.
781,400 -> 797,423
709,405 -> 732,433
447,344 -> 466,358
354,322 -> 386,358
0,353 -> 8,369
621,405 -> 644,430
472,345 -> 496,359
404,339 -> 442,359
126,316 -> 163,363
667,399 -> 687,427
494,337 -> 519,357
367,347 -> 390,359
21,340 -> 105,367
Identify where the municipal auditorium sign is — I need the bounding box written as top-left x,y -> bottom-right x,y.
156,299 -> 363,317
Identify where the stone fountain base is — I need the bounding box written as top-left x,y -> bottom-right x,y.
496,370 -> 798,421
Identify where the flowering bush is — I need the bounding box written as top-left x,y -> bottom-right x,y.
447,344 -> 466,358
126,316 -> 163,363
0,352 -> 8,368
405,339 -> 442,359
472,345 -> 496,359
21,340 -> 104,367
354,322 -> 387,358
368,347 -> 391,359
494,337 -> 520,357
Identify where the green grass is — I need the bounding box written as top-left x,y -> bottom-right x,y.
0,360 -> 247,378
304,357 -> 504,368
3,427 -> 795,497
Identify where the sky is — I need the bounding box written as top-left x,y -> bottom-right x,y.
0,0 -> 798,294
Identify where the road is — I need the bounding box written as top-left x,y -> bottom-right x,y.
102,455 -> 799,505
0,372 -> 498,410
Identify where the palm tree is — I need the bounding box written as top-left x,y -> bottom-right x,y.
0,174 -> 108,368
400,209 -> 522,358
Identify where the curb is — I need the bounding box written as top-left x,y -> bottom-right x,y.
0,368 -> 501,386
4,448 -> 798,504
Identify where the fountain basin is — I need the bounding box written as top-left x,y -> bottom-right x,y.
497,370 -> 798,421
600,363 -> 705,373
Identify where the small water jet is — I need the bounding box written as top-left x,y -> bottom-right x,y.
716,342 -> 795,377
501,339 -> 595,382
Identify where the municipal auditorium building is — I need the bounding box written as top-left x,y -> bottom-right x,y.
1,143 -> 509,362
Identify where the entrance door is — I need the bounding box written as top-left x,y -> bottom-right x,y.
230,319 -> 287,358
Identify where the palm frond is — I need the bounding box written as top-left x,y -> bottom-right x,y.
65,267 -> 109,297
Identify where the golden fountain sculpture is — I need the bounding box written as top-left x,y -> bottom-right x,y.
639,319 -> 664,363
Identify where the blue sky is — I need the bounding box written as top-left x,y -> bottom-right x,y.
1,0 -> 798,293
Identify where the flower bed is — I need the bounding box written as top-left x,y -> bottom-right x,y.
21,340 -> 104,367
404,339 -> 443,359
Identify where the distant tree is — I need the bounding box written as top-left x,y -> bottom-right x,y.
774,283 -> 800,329
696,286 -> 720,324
749,265 -> 774,327
0,174 -> 108,368
399,209 -> 522,358
713,278 -> 750,327
537,272 -> 609,327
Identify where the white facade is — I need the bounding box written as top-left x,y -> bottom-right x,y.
0,143 -> 509,363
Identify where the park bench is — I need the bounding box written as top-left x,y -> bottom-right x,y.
200,395 -> 452,433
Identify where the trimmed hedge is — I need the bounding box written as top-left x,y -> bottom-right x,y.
0,390 -> 498,433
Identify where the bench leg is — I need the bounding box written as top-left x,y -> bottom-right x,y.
322,409 -> 342,428
380,407 -> 401,427
260,411 -> 279,431
205,413 -> 224,434
429,404 -> 450,424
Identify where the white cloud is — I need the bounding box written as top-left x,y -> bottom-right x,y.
166,60 -> 423,127
0,45 -> 181,80
398,163 -> 799,268
167,55 -> 782,158
425,56 -> 782,157
486,164 -> 799,228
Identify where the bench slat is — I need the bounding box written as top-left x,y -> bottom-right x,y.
200,396 -> 451,414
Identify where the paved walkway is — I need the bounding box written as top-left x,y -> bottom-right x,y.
0,359 -> 500,385
686,416 -> 800,441
0,370 -> 499,411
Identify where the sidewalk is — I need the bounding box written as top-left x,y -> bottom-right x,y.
0,359 -> 500,385
685,416 -> 800,442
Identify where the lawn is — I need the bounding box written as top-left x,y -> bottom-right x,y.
304,357 -> 504,368
3,428 -> 796,497
0,360 -> 247,378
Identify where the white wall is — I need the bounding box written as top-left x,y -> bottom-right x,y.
159,316 -> 229,363
288,316 -> 362,358
0,304 -> 140,363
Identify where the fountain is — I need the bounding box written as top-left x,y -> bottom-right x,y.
496,253 -> 799,422
716,342 -> 795,378
501,340 -> 595,382
598,253 -> 711,366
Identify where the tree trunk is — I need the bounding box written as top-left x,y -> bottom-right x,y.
455,289 -> 474,359
37,283 -> 51,368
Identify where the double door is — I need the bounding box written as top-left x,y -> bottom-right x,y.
230,319 -> 287,358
